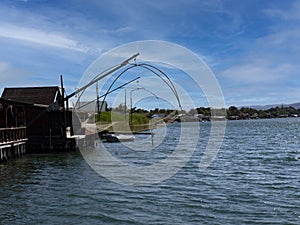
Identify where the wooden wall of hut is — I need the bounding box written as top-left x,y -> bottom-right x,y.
0,98 -> 26,128
25,105 -> 76,152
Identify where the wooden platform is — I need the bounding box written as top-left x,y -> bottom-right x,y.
0,127 -> 27,163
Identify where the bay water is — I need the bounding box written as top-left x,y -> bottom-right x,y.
0,118 -> 299,224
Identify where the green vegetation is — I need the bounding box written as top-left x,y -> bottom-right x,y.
130,113 -> 149,131
95,110 -> 150,132
191,105 -> 300,120
95,111 -> 112,123
194,107 -> 211,117
226,105 -> 300,120
95,105 -> 300,128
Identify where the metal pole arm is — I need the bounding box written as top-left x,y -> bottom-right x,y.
65,53 -> 139,100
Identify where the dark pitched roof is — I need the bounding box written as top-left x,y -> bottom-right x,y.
1,86 -> 61,105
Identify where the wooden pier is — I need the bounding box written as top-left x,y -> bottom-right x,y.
0,97 -> 28,163
0,127 -> 27,163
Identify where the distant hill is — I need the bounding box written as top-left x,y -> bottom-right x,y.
289,103 -> 300,109
242,102 -> 300,110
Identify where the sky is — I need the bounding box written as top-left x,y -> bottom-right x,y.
0,0 -> 300,108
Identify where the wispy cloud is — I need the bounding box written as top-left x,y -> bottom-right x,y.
256,28 -> 300,55
0,23 -> 88,52
220,60 -> 293,84
212,1 -> 300,106
0,61 -> 32,87
264,1 -> 300,21
1,0 -> 300,107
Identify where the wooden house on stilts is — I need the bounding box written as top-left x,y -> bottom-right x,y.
1,86 -> 76,153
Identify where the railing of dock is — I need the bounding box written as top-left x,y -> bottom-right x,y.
0,127 -> 27,144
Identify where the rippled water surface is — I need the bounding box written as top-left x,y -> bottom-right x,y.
1,118 -> 299,224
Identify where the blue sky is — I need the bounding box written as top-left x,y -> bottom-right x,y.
0,0 -> 300,108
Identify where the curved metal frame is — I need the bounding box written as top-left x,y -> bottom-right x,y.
99,63 -> 182,117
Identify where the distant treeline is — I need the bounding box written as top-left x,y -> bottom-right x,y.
107,104 -> 300,121
147,105 -> 300,119
225,105 -> 300,120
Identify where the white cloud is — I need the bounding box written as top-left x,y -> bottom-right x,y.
0,62 -> 31,88
264,1 -> 300,21
0,61 -> 64,93
220,61 -> 293,84
0,23 -> 89,52
256,28 -> 300,51
1,0 -> 300,108
217,1 -> 300,106
0,61 -> 21,78
219,3 -> 300,86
